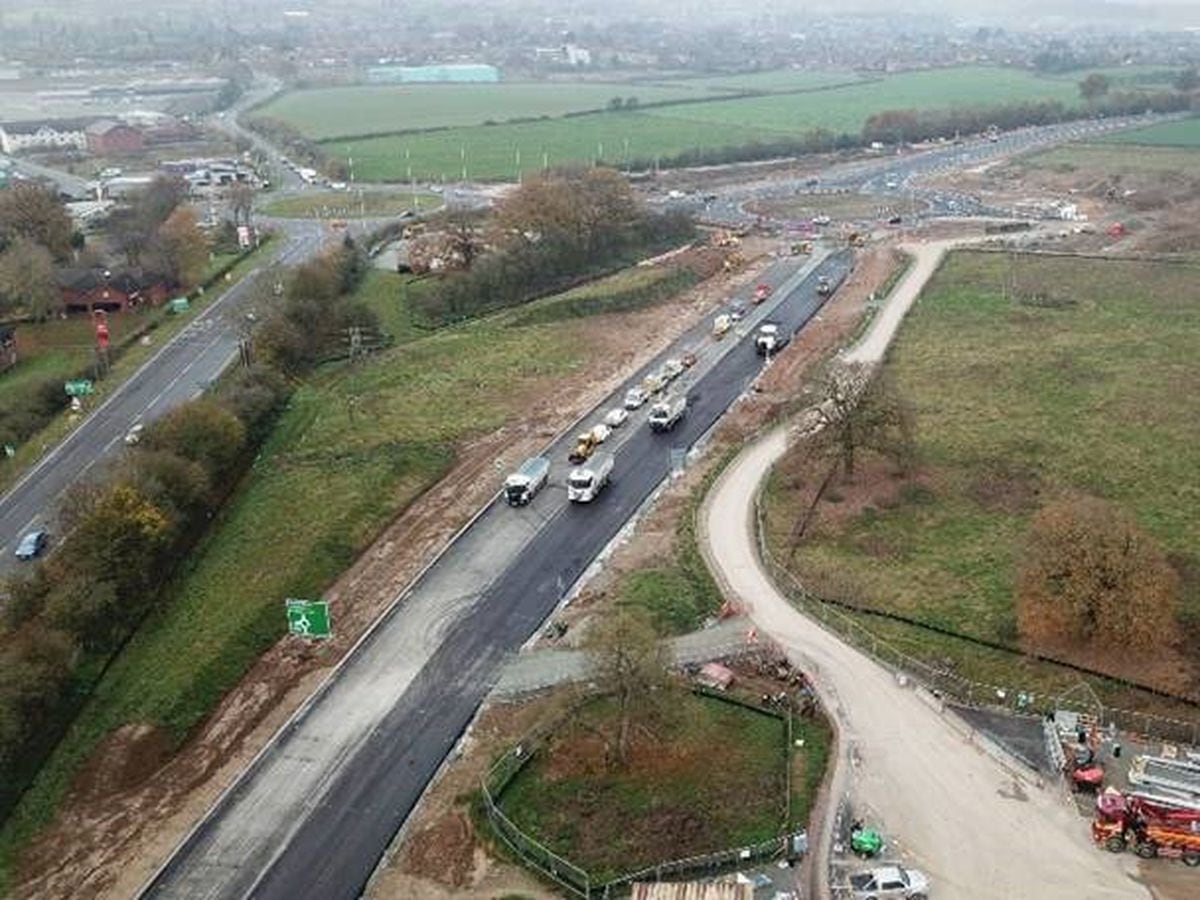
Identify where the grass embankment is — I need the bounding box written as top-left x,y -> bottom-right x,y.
0,258 -> 699,883
0,244 -> 270,495
499,692 -> 818,881
763,251 -> 1200,708
260,191 -> 441,219
323,66 -> 1085,182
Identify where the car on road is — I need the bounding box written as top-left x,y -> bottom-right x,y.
729,301 -> 747,321
604,407 -> 629,428
588,423 -> 611,444
661,358 -> 685,381
15,530 -> 48,560
124,422 -> 144,445
642,372 -> 667,395
680,351 -> 697,368
753,283 -> 772,303
849,865 -> 929,900
624,387 -> 648,410
886,215 -> 903,225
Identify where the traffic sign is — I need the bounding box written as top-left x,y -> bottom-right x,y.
64,379 -> 94,397
285,598 -> 332,639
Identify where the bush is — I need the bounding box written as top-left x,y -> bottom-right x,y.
143,400 -> 246,481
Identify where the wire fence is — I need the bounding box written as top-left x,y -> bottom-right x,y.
753,491 -> 1200,748
480,691 -> 805,898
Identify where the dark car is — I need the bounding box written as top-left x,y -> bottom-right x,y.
887,215 -> 903,225
15,529 -> 48,560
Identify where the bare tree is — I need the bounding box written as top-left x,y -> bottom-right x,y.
0,237 -> 60,320
585,605 -> 667,770
810,362 -> 915,480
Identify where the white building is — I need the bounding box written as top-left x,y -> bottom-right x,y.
0,118 -> 91,154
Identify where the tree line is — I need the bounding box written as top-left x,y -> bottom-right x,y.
0,242 -> 371,823
417,168 -> 695,325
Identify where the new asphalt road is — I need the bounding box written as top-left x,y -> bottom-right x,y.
140,250 -> 852,899
0,221 -> 328,577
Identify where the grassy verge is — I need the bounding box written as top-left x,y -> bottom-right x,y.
0,241 -> 274,495
0,255 -> 703,884
508,266 -> 699,327
763,250 -> 1200,709
498,692 -> 790,882
260,191 -> 440,219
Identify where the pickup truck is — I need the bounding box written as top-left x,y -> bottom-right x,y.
648,395 -> 687,432
849,865 -> 929,900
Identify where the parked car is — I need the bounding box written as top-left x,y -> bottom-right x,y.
124,422 -> 144,445
624,387 -> 648,410
604,407 -> 629,428
849,865 -> 929,900
14,530 -> 48,560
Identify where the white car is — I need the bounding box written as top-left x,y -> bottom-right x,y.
812,214 -> 832,226
124,423 -> 144,445
589,423 -> 611,444
624,387 -> 648,410
661,358 -> 685,381
849,865 -> 929,900
604,407 -> 629,428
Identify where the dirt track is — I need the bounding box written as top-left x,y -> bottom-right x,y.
699,240 -> 1150,899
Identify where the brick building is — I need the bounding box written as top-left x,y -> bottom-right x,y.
85,120 -> 145,155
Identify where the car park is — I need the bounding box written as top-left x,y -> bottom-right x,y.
15,530 -> 48,560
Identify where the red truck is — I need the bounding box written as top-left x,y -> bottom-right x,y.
1093,789 -> 1200,866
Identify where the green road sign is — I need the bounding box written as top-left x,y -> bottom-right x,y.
64,379 -> 95,397
286,598 -> 332,639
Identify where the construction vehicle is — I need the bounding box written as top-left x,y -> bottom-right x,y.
755,322 -> 790,356
567,452 -> 613,503
722,250 -> 746,272
1129,755 -> 1200,798
712,229 -> 741,248
504,456 -> 550,507
1093,789 -> 1200,866
648,395 -> 687,432
568,432 -> 599,465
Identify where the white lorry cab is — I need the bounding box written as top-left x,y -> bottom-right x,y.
567,452 -> 613,503
504,456 -> 550,506
648,395 -> 687,432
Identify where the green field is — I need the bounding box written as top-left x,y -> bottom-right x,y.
256,81 -> 718,140
324,111 -> 790,182
498,693 -> 817,881
764,252 -> 1200,697
260,190 -> 441,218
639,68 -> 867,93
645,67 -> 1081,134
322,66 -> 1091,182
1100,116 -> 1200,147
0,260 -> 700,885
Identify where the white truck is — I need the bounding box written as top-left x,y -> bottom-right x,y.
755,322 -> 790,356
504,456 -> 550,507
567,452 -> 613,503
648,395 -> 687,432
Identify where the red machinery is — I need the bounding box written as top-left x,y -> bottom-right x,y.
1093,789 -> 1200,866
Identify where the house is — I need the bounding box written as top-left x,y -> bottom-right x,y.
0,118 -> 91,154
85,120 -> 145,155
56,269 -> 173,314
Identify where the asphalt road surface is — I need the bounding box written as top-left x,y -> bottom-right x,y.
140,251 -> 852,899
0,221 -> 327,576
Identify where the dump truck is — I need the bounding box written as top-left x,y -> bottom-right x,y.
755,322 -> 790,356
567,452 -> 613,503
648,395 -> 687,432
504,456 -> 550,507
1093,789 -> 1200,866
